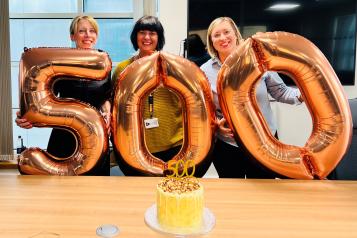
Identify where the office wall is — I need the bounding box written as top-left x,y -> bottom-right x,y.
158,0 -> 187,55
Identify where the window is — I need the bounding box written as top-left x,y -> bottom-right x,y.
10,0 -> 137,152
10,0 -> 78,13
84,0 -> 133,13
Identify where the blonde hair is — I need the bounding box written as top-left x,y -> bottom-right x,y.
206,17 -> 243,58
70,15 -> 99,35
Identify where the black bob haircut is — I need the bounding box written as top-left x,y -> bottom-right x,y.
130,16 -> 165,51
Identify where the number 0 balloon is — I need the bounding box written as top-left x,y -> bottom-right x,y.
18,48 -> 111,175
112,52 -> 216,176
217,32 -> 352,179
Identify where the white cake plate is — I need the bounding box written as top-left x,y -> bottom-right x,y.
144,204 -> 215,237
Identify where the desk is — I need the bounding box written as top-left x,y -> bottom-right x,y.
0,176 -> 356,238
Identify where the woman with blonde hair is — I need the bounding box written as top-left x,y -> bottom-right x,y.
201,17 -> 302,178
15,15 -> 111,175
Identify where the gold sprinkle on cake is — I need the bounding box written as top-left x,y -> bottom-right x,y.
158,177 -> 201,194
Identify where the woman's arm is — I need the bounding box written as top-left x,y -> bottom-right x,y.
264,72 -> 303,104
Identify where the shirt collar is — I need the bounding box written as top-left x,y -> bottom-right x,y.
212,57 -> 222,67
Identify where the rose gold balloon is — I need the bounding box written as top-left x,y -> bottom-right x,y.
218,32 -> 352,179
112,52 -> 216,176
18,47 -> 111,175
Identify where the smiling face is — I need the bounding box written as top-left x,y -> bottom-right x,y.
70,19 -> 98,49
210,20 -> 238,61
137,30 -> 158,56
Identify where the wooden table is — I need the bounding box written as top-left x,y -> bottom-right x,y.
0,176 -> 356,238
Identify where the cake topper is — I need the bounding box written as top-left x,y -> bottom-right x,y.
165,159 -> 196,178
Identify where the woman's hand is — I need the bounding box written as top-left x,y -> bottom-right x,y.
216,117 -> 234,138
15,111 -> 33,129
298,94 -> 304,103
100,100 -> 111,135
101,111 -> 111,135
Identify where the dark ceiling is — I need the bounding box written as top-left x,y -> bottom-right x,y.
189,0 -> 356,31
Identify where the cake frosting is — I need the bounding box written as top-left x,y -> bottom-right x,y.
156,177 -> 204,232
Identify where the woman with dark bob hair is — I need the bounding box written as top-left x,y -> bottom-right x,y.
130,15 -> 165,52
111,16 -> 183,174
112,16 -> 166,83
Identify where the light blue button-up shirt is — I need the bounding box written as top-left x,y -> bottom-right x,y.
201,57 -> 301,146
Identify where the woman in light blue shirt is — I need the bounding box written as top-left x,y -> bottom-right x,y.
201,17 -> 302,178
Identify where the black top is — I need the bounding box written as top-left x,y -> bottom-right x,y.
47,76 -> 112,175
53,77 -> 111,109
188,53 -> 211,67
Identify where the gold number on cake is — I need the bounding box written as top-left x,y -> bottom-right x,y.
176,160 -> 186,177
186,159 -> 195,177
167,159 -> 196,178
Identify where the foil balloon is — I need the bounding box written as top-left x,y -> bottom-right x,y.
112,51 -> 216,176
18,48 -> 111,175
217,32 -> 352,179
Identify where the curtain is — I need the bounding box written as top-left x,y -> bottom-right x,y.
0,0 -> 14,158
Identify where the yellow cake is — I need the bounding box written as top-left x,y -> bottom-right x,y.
156,177 -> 204,232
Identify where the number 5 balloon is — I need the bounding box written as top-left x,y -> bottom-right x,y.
18,48 -> 111,175
112,52 -> 216,176
217,32 -> 352,179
